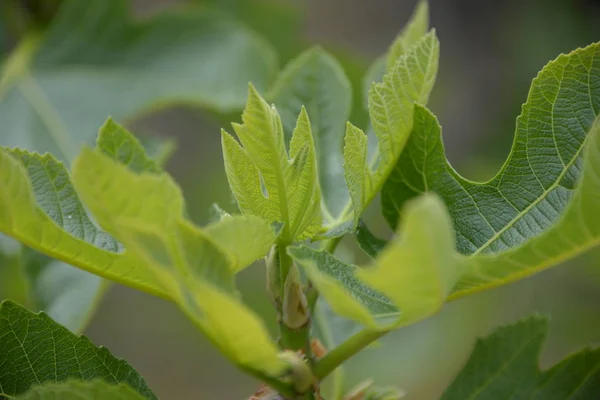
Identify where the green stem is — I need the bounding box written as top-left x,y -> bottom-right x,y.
278,243 -> 311,356
278,242 -> 292,299
312,329 -> 388,380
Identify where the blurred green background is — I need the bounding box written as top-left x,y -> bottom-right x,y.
1,0 -> 600,399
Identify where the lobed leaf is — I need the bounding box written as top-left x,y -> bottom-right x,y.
0,300 -> 156,399
441,317 -> 600,399
223,86 -> 322,242
269,47 -> 352,222
0,0 -> 277,161
381,42 -> 600,297
336,30 -> 439,231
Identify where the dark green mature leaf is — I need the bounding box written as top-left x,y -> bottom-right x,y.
15,380 -> 145,400
382,42 -> 600,297
269,47 -> 352,221
441,317 -> 600,399
355,220 -> 387,259
0,0 -> 276,161
0,300 -> 156,399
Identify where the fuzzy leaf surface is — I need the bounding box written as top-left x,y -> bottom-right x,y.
0,123 -> 282,379
441,317 -> 600,399
382,42 -> 600,297
342,31 -> 439,228
0,301 -> 156,399
19,119 -> 167,333
223,87 -> 321,241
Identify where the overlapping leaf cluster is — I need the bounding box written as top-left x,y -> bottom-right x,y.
1,0 -> 600,397
0,123 -> 287,392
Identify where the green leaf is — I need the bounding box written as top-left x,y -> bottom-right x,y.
355,220 -> 387,259
289,194 -> 459,331
340,31 -> 439,229
381,42 -> 600,297
269,47 -> 352,221
205,216 -> 282,273
441,317 -> 600,399
0,300 -> 156,399
386,0 -> 429,71
70,147 -> 286,380
0,0 -> 276,161
223,86 -> 322,242
3,121 -> 172,334
15,380 -> 145,400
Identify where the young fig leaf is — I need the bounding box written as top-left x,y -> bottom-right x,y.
223,86 -> 322,242
270,47 -> 352,222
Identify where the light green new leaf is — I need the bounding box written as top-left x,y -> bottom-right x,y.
15,380 -> 146,400
71,148 -> 286,380
0,147 -> 165,297
341,31 -> 439,228
205,216 -> 282,273
289,194 -> 459,331
223,86 -> 322,241
441,317 -> 600,399
4,121 -> 171,333
0,300 -> 157,399
381,42 -> 600,298
0,0 -> 276,161
364,0 -> 430,107
386,0 -> 429,71
0,121 -> 284,379
269,47 -> 352,222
